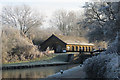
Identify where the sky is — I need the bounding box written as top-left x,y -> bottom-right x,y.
0,0 -> 120,16
1,0 -> 119,28
0,0 -> 88,15
0,0 -> 89,28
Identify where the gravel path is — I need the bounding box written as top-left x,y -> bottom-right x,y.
48,65 -> 86,78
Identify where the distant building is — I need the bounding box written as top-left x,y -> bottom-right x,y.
40,34 -> 94,53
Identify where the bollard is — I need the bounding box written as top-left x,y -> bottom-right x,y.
80,64 -> 82,67
60,70 -> 64,74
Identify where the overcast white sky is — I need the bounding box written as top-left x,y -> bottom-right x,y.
0,0 -> 119,13
0,0 -> 88,15
0,0 -> 90,28
1,0 -> 118,28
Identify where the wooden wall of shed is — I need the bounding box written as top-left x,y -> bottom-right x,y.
40,35 -> 66,52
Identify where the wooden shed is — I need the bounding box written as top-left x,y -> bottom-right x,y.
40,34 -> 94,53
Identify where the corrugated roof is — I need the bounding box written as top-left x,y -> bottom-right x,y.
53,34 -> 94,46
67,43 -> 94,46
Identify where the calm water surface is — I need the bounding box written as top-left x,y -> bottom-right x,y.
2,64 -> 79,78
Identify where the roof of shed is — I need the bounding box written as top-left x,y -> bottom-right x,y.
53,34 -> 94,46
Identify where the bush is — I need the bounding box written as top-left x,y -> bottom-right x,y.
83,53 -> 119,78
2,27 -> 43,63
106,32 -> 120,55
83,33 -> 120,78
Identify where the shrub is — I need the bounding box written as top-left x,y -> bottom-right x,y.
83,33 -> 120,78
83,53 -> 119,78
106,32 -> 120,55
2,27 -> 42,63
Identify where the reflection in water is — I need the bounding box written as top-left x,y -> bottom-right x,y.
2,64 -> 79,78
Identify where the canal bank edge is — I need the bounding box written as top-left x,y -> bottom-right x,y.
2,53 -> 75,70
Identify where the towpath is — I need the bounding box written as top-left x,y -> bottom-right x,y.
48,65 -> 86,78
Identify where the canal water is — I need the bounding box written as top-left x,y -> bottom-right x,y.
2,64 -> 79,78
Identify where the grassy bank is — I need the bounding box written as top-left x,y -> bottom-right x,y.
2,53 -> 69,70
3,53 -> 56,64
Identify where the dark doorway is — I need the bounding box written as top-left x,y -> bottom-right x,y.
76,46 -> 78,51
72,46 -> 74,51
79,47 -> 81,52
89,47 -> 91,52
82,47 -> 84,52
86,47 -> 87,52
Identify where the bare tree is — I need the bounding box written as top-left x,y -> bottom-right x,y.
50,10 -> 86,37
1,5 -> 44,35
